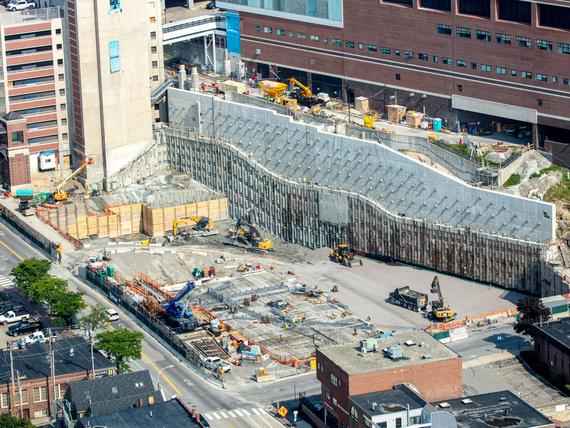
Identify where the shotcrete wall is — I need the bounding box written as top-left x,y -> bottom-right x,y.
167,89 -> 555,244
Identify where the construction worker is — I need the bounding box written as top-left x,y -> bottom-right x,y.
55,243 -> 62,264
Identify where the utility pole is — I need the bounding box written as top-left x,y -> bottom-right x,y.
49,328 -> 57,418
90,330 -> 96,379
9,346 -> 15,417
16,370 -> 22,419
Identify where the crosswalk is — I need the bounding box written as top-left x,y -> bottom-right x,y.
0,275 -> 14,288
203,407 -> 268,421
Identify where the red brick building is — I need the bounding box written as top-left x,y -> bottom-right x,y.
315,331 -> 462,427
533,318 -> 570,383
219,0 -> 570,148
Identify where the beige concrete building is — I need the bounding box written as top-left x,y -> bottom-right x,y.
66,0 -> 164,187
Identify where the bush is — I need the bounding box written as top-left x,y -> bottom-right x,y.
504,173 -> 522,187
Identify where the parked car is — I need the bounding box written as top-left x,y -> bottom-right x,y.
6,0 -> 34,11
106,308 -> 119,322
67,315 -> 80,329
0,309 -> 30,325
7,320 -> 41,336
203,356 -> 231,373
23,331 -> 47,344
0,304 -> 24,315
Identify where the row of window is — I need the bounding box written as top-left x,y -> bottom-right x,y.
0,385 -> 64,408
436,23 -> 570,54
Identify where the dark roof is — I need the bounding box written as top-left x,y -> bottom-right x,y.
533,318 -> 570,351
77,399 -> 200,428
65,370 -> 162,416
0,336 -> 113,384
433,390 -> 553,428
2,111 -> 23,121
350,384 -> 427,417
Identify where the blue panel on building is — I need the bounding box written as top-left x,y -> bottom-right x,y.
226,12 -> 241,54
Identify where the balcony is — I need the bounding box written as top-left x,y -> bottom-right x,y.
7,96 -> 55,110
6,51 -> 53,67
27,126 -> 59,139
5,36 -> 52,51
7,65 -> 54,80
8,82 -> 55,96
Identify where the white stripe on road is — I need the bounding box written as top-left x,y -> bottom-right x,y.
0,276 -> 14,287
240,409 -> 250,416
252,408 -> 261,415
219,411 -> 228,419
234,409 -> 244,416
228,410 -> 236,417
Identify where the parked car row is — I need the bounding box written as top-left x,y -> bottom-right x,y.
2,0 -> 35,11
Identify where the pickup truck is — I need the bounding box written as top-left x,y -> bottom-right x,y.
7,320 -> 41,337
203,356 -> 232,373
0,310 -> 30,325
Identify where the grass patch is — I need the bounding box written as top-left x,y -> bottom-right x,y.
545,170 -> 570,202
448,143 -> 474,158
530,165 -> 560,179
504,173 -> 522,187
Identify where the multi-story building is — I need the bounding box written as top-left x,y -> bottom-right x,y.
0,7 -> 69,190
218,0 -> 570,149
533,317 -> 570,384
316,331 -> 462,427
66,0 -> 164,188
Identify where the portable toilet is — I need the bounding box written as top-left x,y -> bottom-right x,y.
432,118 -> 442,132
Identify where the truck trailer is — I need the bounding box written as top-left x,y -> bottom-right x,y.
388,286 -> 428,312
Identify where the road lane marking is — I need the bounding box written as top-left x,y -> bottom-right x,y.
0,275 -> 14,288
0,240 -> 23,261
234,409 -> 244,416
252,408 -> 261,415
219,411 -> 228,418
228,410 -> 236,417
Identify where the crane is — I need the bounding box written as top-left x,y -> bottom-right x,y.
163,281 -> 196,319
53,157 -> 94,202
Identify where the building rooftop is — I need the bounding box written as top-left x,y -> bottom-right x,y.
0,336 -> 114,383
533,318 -> 570,351
317,330 -> 459,375
350,384 -> 427,417
0,7 -> 61,26
434,390 -> 553,428
77,398 -> 200,428
65,370 -> 162,417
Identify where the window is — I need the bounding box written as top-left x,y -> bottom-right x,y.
410,416 -> 421,424
149,16 -> 156,23
323,37 -> 328,44
482,64 -> 491,72
56,43 -> 62,50
150,31 -> 156,39
59,88 -> 65,95
151,46 -> 157,54
350,406 -> 358,421
33,386 -> 47,403
11,131 -> 23,145
56,384 -> 63,399
516,36 -> 531,48
288,32 -> 294,37
34,410 -> 48,418
331,373 -> 339,386
564,78 -> 570,86
395,417 -> 402,428
442,57 -> 452,65
60,103 -> 66,111
58,73 -> 64,81
419,53 -> 429,61
381,47 -> 392,54
420,0 -> 451,11
0,392 -> 7,408
456,26 -> 471,38
310,35 -> 319,41
437,23 -> 452,35
345,40 -> 354,48
384,0 -> 413,5
552,76 -> 558,84
404,51 -> 414,59
15,389 -> 28,405
433,55 -> 438,62
511,69 -> 517,76
110,0 -> 120,13
396,73 -> 401,80
367,44 -> 377,52
27,120 -> 57,130
456,59 -> 467,67
498,0 -> 531,24
56,28 -> 61,34
297,33 -> 306,39
496,33 -> 511,44
358,43 -> 364,49
537,73 -> 548,82
458,0 -> 490,18
539,4 -> 570,31
558,43 -> 570,55
536,40 -> 552,51
152,61 -> 158,68
276,29 -> 285,36
255,25 -> 260,32
476,30 -> 491,42
395,49 -> 400,56
378,423 -> 387,428
263,27 -> 272,34
62,133 -> 68,140
471,62 -> 477,70
332,39 -> 342,46
61,118 -> 67,125
496,66 -> 507,75
109,40 -> 120,73
521,71 -> 532,79
152,75 -> 158,81
57,58 -> 63,65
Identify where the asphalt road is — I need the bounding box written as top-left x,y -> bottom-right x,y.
0,218 -> 316,427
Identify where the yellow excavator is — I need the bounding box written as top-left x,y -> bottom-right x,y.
259,78 -> 323,108
288,77 -> 324,107
329,244 -> 363,268
168,216 -> 217,243
224,211 -> 273,253
430,276 -> 456,322
52,157 -> 94,202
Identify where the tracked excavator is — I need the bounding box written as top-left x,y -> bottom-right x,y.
224,211 -> 273,253
429,275 -> 456,322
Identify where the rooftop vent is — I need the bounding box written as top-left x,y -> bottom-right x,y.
370,402 -> 378,411
421,354 -> 432,359
438,402 -> 450,408
111,387 -> 118,395
461,399 -> 474,405
404,340 -> 416,346
384,345 -> 405,360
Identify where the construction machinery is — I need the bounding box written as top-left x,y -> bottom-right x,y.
224,211 -> 273,253
363,113 -> 375,129
429,276 -> 456,322
168,216 -> 217,243
329,244 -> 363,267
388,286 -> 428,312
18,198 -> 34,217
259,78 -> 323,108
288,77 -> 324,107
162,281 -> 200,331
52,157 -> 94,202
258,80 -> 288,99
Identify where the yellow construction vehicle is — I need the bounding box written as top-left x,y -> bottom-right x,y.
258,80 -> 288,99
168,216 -> 217,243
288,77 -> 324,107
224,211 -> 273,253
363,113 -> 375,129
329,244 -> 363,268
52,157 -> 94,202
430,276 -> 456,322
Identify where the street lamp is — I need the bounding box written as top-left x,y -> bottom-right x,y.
156,364 -> 174,397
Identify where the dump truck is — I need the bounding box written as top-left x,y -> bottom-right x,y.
388,286 -> 428,312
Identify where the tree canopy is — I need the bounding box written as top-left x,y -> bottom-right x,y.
80,304 -> 108,333
0,414 -> 34,428
96,329 -> 143,374
11,258 -> 51,299
514,296 -> 550,336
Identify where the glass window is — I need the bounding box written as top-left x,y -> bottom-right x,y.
458,0 -> 490,18
456,59 -> 467,67
511,69 -> 517,76
552,75 -> 558,84
332,39 -> 342,46
15,389 -> 28,405
323,37 -> 328,43
276,29 -> 285,36
471,62 -> 477,70
345,40 -> 354,48
476,30 -> 491,42
442,57 -> 452,65
563,78 -> 570,86
358,43 -> 364,49
367,44 -> 377,52
384,0 -> 413,5
151,46 -> 157,53
381,47 -> 392,54
421,0 -> 451,11
395,417 -> 402,428
536,73 -> 548,82
419,53 -> 429,61
521,71 -> 532,79
404,51 -> 414,59
33,386 -> 47,403
437,23 -> 452,35
108,40 -> 120,73
558,43 -> 570,54
516,36 -> 531,48
297,33 -> 306,39
310,35 -> 319,41
433,55 -> 438,62
496,33 -> 511,44
110,0 -> 120,13
498,0 -> 531,24
536,40 -> 552,51
331,373 -> 339,386
350,406 -> 358,420
481,64 -> 491,72
255,25 -> 260,32
496,66 -> 507,75
263,27 -> 272,34
395,49 -> 400,56
150,31 -> 156,39
11,131 -> 23,145
456,26 -> 471,38
0,392 -> 7,408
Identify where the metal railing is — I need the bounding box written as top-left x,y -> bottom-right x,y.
0,7 -> 61,26
163,14 -> 224,34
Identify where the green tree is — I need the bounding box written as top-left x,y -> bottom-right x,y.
29,276 -> 67,311
0,414 -> 34,428
52,290 -> 85,321
10,258 -> 51,299
514,296 -> 551,336
96,329 -> 143,374
80,304 -> 108,333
